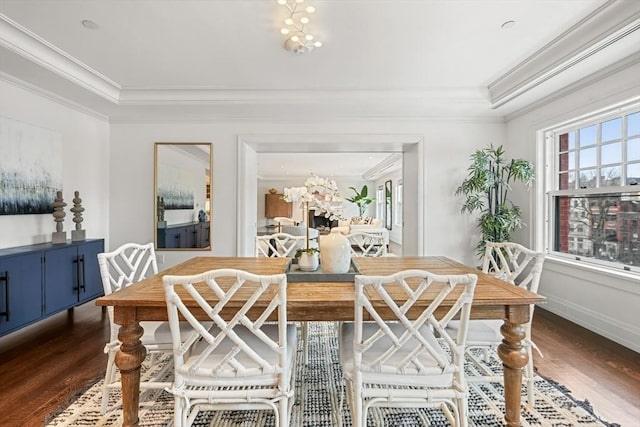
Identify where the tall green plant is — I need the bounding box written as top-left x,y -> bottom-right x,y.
455,144 -> 534,257
346,185 -> 374,216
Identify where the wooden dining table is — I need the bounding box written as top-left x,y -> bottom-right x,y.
96,256 -> 544,427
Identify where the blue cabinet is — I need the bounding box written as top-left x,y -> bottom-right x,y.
0,252 -> 43,336
44,245 -> 78,314
0,239 -> 104,336
157,221 -> 210,249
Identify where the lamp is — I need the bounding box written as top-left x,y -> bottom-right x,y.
277,0 -> 323,54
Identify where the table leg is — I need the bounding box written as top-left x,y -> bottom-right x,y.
114,307 -> 147,427
498,306 -> 529,427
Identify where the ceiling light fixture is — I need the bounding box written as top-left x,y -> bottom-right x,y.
277,0 -> 322,54
81,19 -> 99,30
501,20 -> 516,30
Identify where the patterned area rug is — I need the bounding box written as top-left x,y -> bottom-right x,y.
47,322 -> 618,427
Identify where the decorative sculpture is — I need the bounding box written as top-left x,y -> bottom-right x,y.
71,190 -> 86,241
157,196 -> 167,228
52,190 -> 67,244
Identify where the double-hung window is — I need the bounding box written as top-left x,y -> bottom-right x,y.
546,104 -> 640,273
376,185 -> 384,220
394,181 -> 403,227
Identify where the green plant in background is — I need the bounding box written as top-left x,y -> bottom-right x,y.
346,185 -> 374,216
455,144 -> 535,258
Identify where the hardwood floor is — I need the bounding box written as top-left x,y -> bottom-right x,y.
531,309 -> 640,426
0,303 -> 638,426
0,303 -> 109,427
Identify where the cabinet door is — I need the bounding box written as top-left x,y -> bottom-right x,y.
185,224 -> 198,248
0,253 -> 43,336
198,222 -> 211,247
77,240 -> 105,304
165,227 -> 187,248
265,194 -> 293,218
43,246 -> 78,315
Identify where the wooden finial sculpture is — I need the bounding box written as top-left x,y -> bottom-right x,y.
157,196 -> 167,228
52,190 -> 67,244
71,190 -> 86,241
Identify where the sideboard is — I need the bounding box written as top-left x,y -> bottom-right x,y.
157,221 -> 210,249
0,239 -> 105,337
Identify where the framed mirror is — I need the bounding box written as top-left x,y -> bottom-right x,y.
154,143 -> 212,250
385,180 -> 392,230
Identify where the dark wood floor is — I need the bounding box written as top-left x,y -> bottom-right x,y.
0,304 -> 638,427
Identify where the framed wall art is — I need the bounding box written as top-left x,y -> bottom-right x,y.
0,116 -> 62,215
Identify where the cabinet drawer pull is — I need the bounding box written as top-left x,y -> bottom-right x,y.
0,271 -> 9,322
80,255 -> 86,292
73,258 -> 80,291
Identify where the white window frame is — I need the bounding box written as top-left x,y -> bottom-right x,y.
543,100 -> 640,275
394,181 -> 403,227
376,185 -> 384,221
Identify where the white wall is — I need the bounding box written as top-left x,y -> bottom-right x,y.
0,80 -> 110,249
110,120 -> 505,267
505,62 -> 640,352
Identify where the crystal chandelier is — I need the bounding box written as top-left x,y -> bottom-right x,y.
277,0 -> 323,54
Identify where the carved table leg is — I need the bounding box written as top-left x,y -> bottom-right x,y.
498,305 -> 530,427
114,307 -> 147,427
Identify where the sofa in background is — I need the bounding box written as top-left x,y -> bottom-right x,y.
333,216 -> 389,245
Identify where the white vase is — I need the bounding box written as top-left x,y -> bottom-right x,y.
298,252 -> 319,272
321,228 -> 351,273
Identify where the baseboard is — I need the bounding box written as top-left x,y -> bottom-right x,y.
541,295 -> 640,353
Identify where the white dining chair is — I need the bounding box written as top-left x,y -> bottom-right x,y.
446,241 -> 545,405
255,232 -> 307,257
162,269 -> 297,427
346,231 -> 387,257
340,270 -> 477,427
97,242 -> 174,414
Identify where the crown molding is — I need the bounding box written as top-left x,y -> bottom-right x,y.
504,52 -> 640,122
0,71 -> 109,121
363,153 -> 402,181
488,0 -> 640,109
118,87 -> 489,105
0,13 -> 121,103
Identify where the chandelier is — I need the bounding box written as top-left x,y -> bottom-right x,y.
277,0 -> 323,54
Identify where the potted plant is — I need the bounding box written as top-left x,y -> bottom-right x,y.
346,185 -> 374,216
455,144 -> 534,258
295,247 -> 319,271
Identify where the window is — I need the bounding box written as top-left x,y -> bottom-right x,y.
394,181 -> 403,227
376,185 -> 384,220
547,105 -> 640,273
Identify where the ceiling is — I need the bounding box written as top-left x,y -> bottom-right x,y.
1,0 -> 639,178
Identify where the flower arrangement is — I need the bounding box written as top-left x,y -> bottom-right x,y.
283,175 -> 344,255
283,175 -> 344,221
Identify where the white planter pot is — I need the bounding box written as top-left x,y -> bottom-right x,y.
321,228 -> 351,273
298,252 -> 319,272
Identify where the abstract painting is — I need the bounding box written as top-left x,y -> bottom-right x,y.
0,116 -> 62,215
157,163 -> 195,210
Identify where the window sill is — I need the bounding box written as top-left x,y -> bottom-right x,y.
545,254 -> 639,293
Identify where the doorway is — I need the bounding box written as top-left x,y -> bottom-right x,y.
237,134 -> 425,256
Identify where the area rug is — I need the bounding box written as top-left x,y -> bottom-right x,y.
47,322 -> 618,427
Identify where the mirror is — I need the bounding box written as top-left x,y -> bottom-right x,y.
154,143 -> 212,250
385,180 -> 392,230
